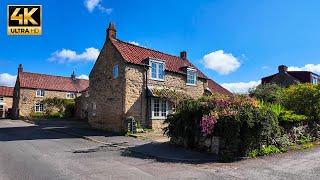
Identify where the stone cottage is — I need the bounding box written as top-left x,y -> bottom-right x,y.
12,64 -> 89,119
87,22 -> 230,132
0,86 -> 13,118
261,65 -> 320,87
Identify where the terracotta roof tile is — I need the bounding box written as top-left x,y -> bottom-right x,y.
207,79 -> 232,96
19,72 -> 89,92
0,86 -> 13,97
111,39 -> 207,79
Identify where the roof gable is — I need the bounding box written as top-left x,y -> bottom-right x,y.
111,39 -> 207,79
19,72 -> 89,92
262,71 -> 315,84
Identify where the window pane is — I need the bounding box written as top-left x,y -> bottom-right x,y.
151,63 -> 157,79
153,99 -> 160,117
187,69 -> 196,84
161,100 -> 167,117
158,63 -> 164,79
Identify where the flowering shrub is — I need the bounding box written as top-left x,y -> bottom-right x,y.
200,114 -> 218,136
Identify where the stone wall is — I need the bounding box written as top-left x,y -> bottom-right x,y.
18,88 -> 80,117
75,91 -> 89,120
171,136 -> 220,154
88,41 -> 126,132
124,63 -> 207,129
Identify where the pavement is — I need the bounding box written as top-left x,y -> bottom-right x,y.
1,119 -> 320,179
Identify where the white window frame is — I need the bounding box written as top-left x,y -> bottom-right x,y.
36,89 -> 45,97
186,68 -> 197,86
151,98 -> 169,119
0,96 -> 3,102
149,59 -> 165,81
312,75 -> 318,85
66,92 -> 76,99
113,64 -> 119,78
35,103 -> 44,112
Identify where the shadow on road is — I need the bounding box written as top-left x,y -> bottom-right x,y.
0,119 -> 121,141
121,142 -> 218,164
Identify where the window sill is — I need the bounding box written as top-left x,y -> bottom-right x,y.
150,78 -> 165,82
186,83 -> 197,86
150,116 -> 167,120
36,96 -> 44,98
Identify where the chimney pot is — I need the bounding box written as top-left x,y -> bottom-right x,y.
278,65 -> 288,73
180,51 -> 187,60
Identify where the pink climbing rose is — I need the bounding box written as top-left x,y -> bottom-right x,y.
200,114 -> 218,136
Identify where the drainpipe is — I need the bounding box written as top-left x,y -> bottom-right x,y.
144,65 -> 150,128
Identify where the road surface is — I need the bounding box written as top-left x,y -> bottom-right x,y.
0,120 -> 320,180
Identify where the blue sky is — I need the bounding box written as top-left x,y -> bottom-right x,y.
1,0 -> 320,93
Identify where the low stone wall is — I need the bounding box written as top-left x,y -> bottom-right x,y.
151,120 -> 166,131
171,136 -> 220,154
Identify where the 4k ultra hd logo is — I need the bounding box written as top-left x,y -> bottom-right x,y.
7,5 -> 42,35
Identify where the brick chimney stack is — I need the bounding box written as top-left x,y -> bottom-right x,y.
107,22 -> 116,39
71,71 -> 76,81
180,51 -> 187,60
18,64 -> 23,74
278,65 -> 288,73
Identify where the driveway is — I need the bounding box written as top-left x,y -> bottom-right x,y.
0,119 -> 320,179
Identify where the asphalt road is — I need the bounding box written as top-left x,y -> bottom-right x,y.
0,120 -> 320,180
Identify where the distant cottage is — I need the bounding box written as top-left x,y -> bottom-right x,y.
261,65 -> 319,87
12,64 -> 89,119
84,22 -> 231,132
0,86 -> 13,118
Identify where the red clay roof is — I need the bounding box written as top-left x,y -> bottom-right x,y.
111,39 -> 207,79
207,79 -> 232,96
19,72 -> 89,92
0,86 -> 13,97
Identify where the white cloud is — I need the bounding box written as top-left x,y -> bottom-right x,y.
0,73 -> 17,87
221,80 -> 261,94
77,74 -> 89,80
49,47 -> 99,64
128,41 -> 140,46
203,50 -> 241,75
84,0 -> 112,14
288,64 -> 320,74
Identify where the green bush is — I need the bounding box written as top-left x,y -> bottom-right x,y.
297,135 -> 313,145
248,149 -> 259,158
42,97 -> 75,118
249,145 -> 282,158
282,84 -> 320,121
302,143 -> 313,149
259,145 -> 281,156
261,103 -> 307,123
249,84 -> 283,104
